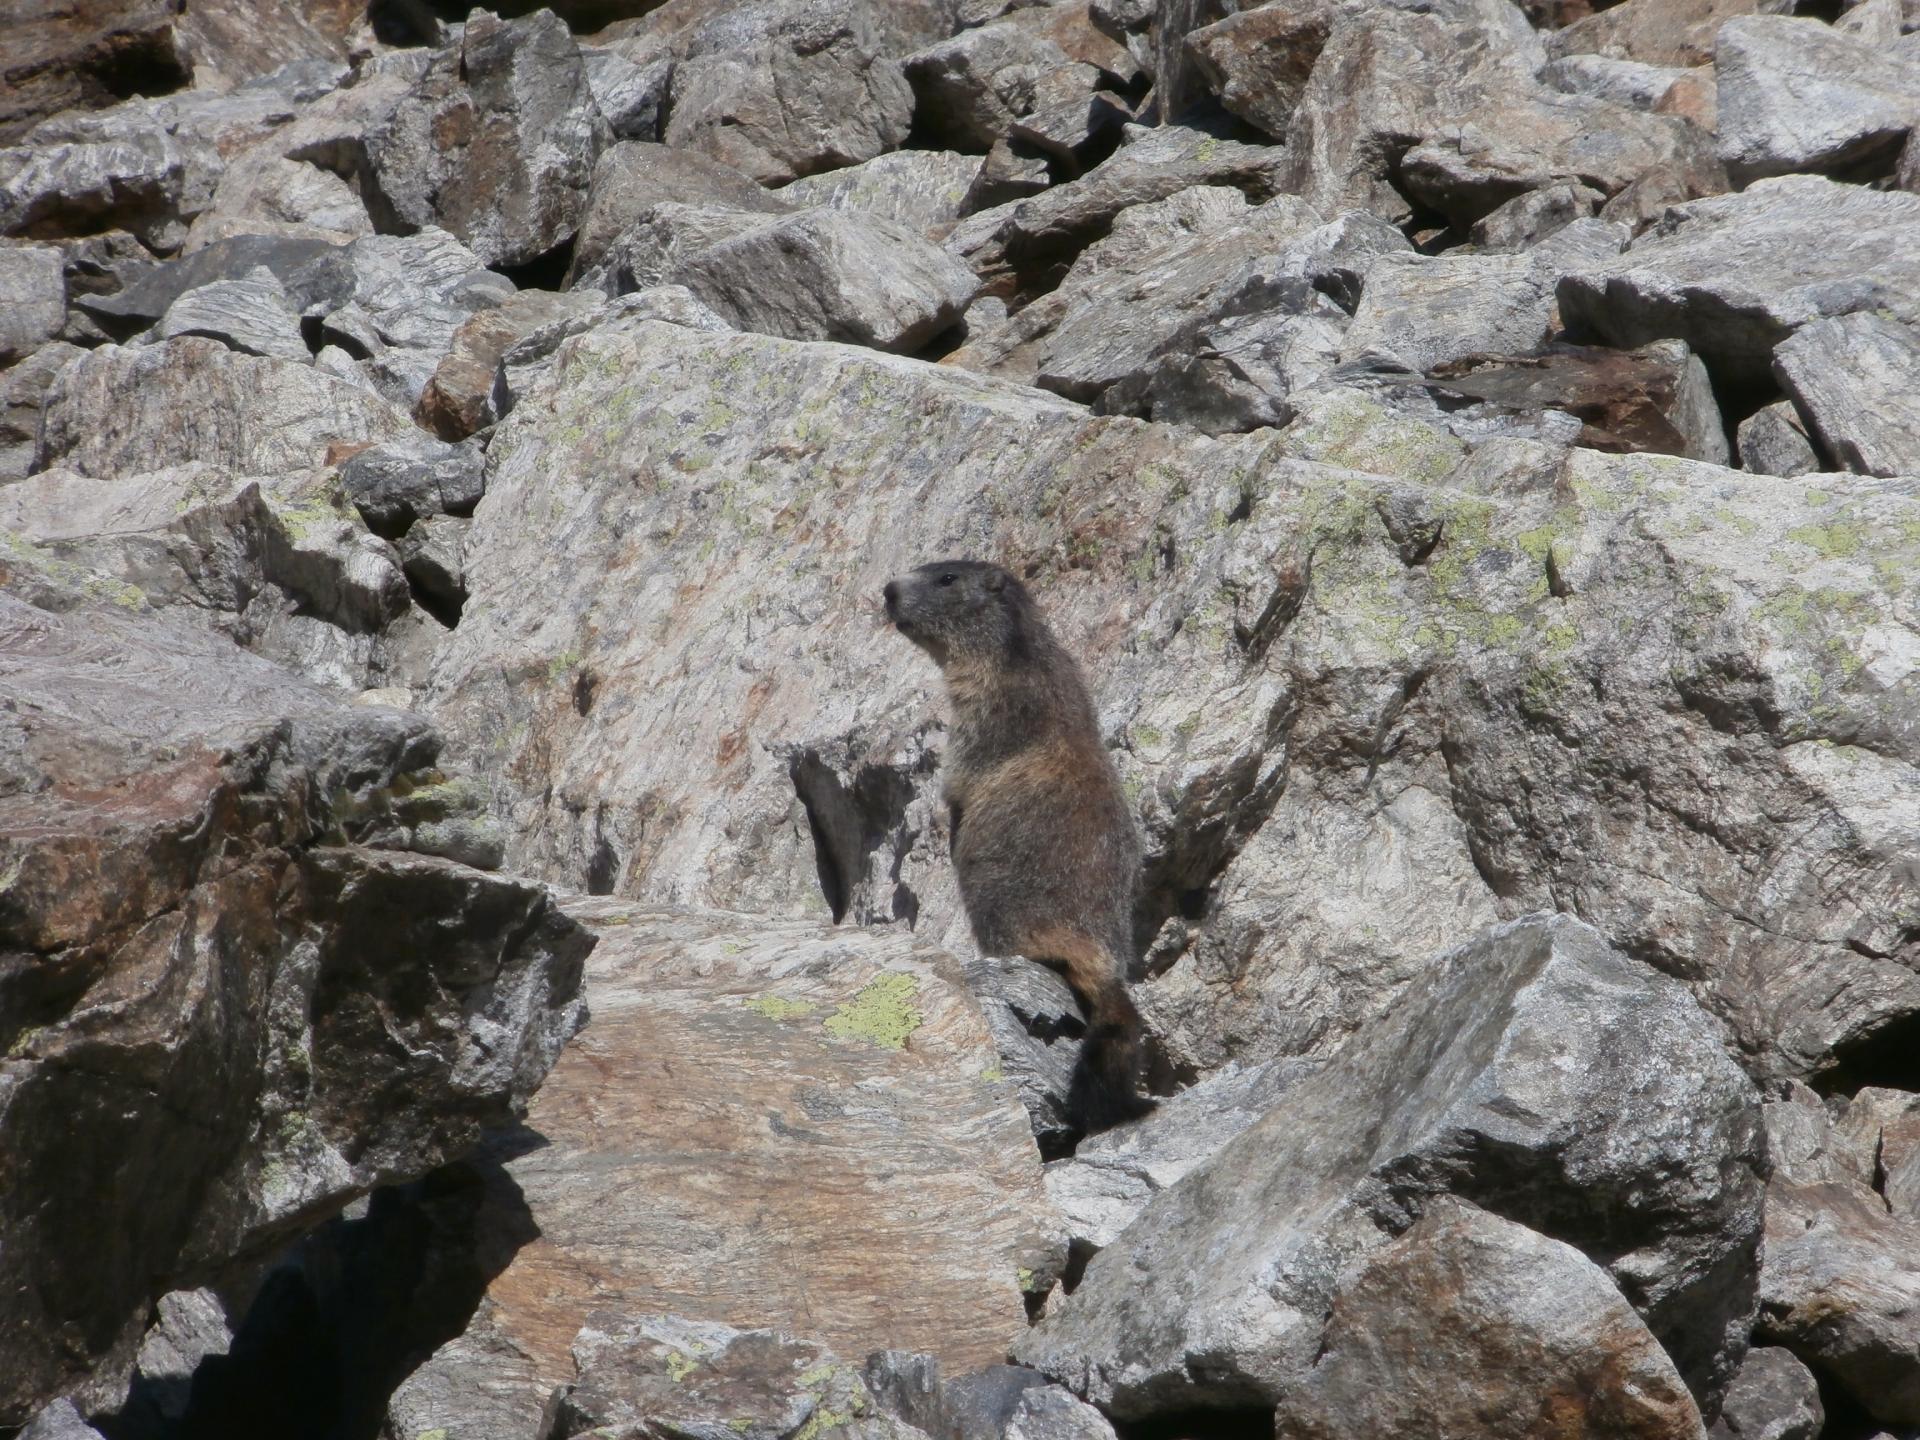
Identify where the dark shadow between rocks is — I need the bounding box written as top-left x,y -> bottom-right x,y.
103,1132 -> 546,1440
1811,1008 -> 1920,1098
1111,1405 -> 1277,1440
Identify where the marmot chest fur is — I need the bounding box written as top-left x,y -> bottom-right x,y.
884,559 -> 1151,1132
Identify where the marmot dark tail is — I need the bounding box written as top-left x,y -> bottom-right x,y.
1039,927 -> 1156,1135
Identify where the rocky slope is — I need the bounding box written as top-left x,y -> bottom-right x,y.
2,0 -> 1918,1437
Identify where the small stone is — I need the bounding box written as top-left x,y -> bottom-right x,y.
1735,400 -> 1823,476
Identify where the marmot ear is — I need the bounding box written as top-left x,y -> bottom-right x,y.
984,568 -> 1007,593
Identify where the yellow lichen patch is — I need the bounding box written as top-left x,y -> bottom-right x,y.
744,995 -> 818,1022
822,973 -> 923,1050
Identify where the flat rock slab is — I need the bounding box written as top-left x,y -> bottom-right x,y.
1557,176 -> 1920,381
445,900 -> 1065,1400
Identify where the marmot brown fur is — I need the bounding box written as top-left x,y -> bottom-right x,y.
884,559 -> 1153,1134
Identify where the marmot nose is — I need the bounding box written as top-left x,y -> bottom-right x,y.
882,580 -> 900,610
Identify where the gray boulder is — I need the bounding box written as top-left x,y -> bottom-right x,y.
580,43 -> 673,142
71,234 -> 338,336
0,584 -> 590,1425
1772,312 -> 1920,478
904,21 -> 1068,151
366,10 -> 609,268
1558,176 -> 1920,382
0,244 -> 65,361
780,149 -> 984,232
1273,1198 -> 1706,1440
0,0 -> 189,144
863,1352 -> 1114,1440
338,433 -> 488,538
18,1400 -> 105,1440
1551,0 -> 1788,68
1707,1346 -> 1824,1440
1714,15 -> 1920,183
1185,0 -> 1336,142
1734,400 -> 1822,476
154,265 -> 310,364
414,288 -> 603,441
0,109 -> 184,247
675,209 -> 978,352
0,340 -> 80,480
963,955 -> 1085,1153
662,0 -> 915,185
1014,915 -> 1763,1415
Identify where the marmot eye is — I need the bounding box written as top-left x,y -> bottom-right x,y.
938,573 -> 957,586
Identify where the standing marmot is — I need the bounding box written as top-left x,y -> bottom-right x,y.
883,559 -> 1152,1133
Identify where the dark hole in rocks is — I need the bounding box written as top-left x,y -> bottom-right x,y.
1811,1008 -> 1920,1098
1806,1362 -> 1884,1440
298,314 -> 327,357
403,568 -> 464,630
1111,1406 -> 1278,1440
90,30 -> 195,107
789,750 -> 920,927
494,235 -> 575,295
103,1146 -> 540,1440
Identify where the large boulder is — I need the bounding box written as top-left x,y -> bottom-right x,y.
1771,312 -> 1920,478
0,585 -> 591,1424
1014,915 -> 1762,1416
0,0 -> 190,144
365,9 -> 610,268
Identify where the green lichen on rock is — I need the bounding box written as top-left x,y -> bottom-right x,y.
664,1349 -> 701,1383
822,973 -> 923,1050
745,995 -> 818,1022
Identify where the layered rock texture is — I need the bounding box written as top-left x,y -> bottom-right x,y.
3,0 -> 1918,1437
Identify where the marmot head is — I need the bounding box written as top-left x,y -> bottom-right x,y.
883,560 -> 1039,668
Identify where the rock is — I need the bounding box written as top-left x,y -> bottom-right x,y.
1542,53 -> 1695,112
382,901 -> 1064,1421
396,514 -> 468,628
662,0 -> 914,185
1467,180 -> 1602,252
1183,0 -> 1335,141
563,140 -> 790,295
0,243 -> 65,361
70,233 -> 338,336
0,0 -> 189,145
580,43 -> 673,142
365,9 -> 610,268
1734,400 -> 1822,476
965,135 -> 1054,210
1340,251 -> 1560,378
1015,915 -> 1763,1415
37,338 -> 416,479
0,585 -> 591,1425
1281,0 -> 1725,231
1557,176 -> 1920,383
415,289 -> 603,441
904,21 -> 1068,151
337,432 -> 487,538
780,149 -> 983,232
1045,1058 -> 1318,1252
1714,16 -> 1920,184
170,0 -> 348,93
1844,1087 -> 1920,1221
551,1314 -> 913,1440
864,1351 -> 1113,1440
1006,77 -> 1130,173
1771,312 -> 1920,478
948,121 -> 1290,295
1272,1198 -> 1707,1440
296,228 -> 518,410
1551,0 -> 1789,68
379,1298 -> 549,1440
1756,1084 -> 1920,1426
17,1399 -> 106,1440
674,209 -> 978,352
1706,1346 -> 1823,1440
119,1290 -> 233,1435
0,109 -> 184,246
1001,1386 -> 1117,1440
962,955 -> 1085,1153
154,265 -> 311,363
182,155 -> 373,252
0,340 -> 81,480
1415,340 -> 1730,464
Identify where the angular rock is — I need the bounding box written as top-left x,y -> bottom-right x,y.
1542,52 -> 1695,112
1340,250 -> 1559,377
563,140 -> 790,295
1551,0 -> 1789,68
1417,340 -> 1730,464
1184,0 -> 1334,141
1843,1087 -> 1920,1221
675,209 -> 978,352
338,432 -> 487,538
0,243 -> 65,361
864,1352 -> 1114,1440
1273,1198 -> 1707,1440
780,149 -> 983,232
904,21 -> 1069,151
415,289 -> 603,441
1757,1084 -> 1920,1426
365,9 -> 609,268
396,514 -> 468,629
294,228 -> 517,409
1045,1058 -> 1317,1252
154,265 -> 310,364
0,110 -> 183,246
663,0 -> 914,185
580,44 -> 673,142
170,0 -> 348,93
965,135 -> 1054,210
18,1399 -> 106,1440
1715,16 -> 1920,183
70,233 -> 337,336
0,340 -> 81,480
962,955 -> 1085,1153
119,1290 -> 233,1436
1467,180 -> 1601,252
1015,916 -> 1763,1414
1734,400 -> 1822,477
0,585 -> 591,1425
379,1298 -> 549,1440
0,0 -> 190,145
37,338 -> 416,479
383,902 -> 1063,1420
1558,176 -> 1920,382
1707,1346 -> 1823,1440
182,156 -> 373,253
1771,312 -> 1920,478
1006,76 -> 1130,173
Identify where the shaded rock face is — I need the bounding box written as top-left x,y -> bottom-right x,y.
0,588 -> 590,1425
